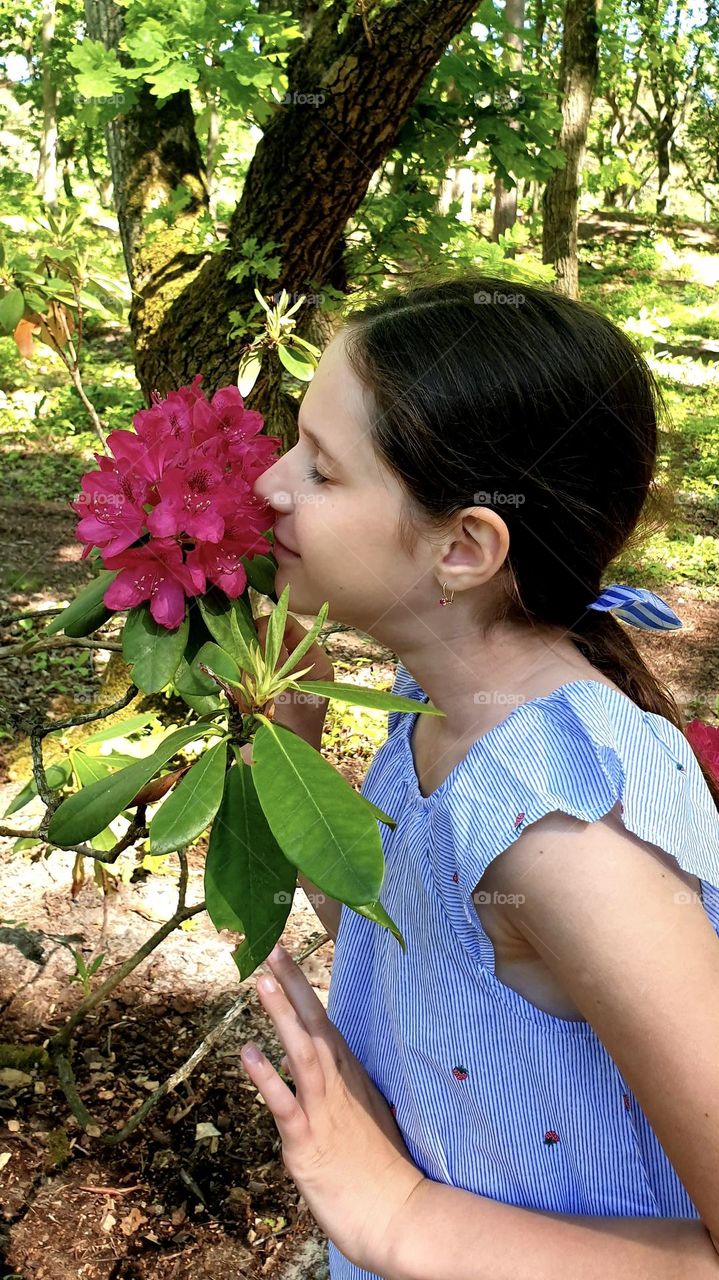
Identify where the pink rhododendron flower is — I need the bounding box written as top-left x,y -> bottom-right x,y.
104,539 -> 205,630
73,379 -> 281,628
685,719 -> 719,786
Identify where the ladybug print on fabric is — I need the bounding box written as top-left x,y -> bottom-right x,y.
513,811 -> 526,831
623,1093 -> 631,1111
452,1065 -> 469,1082
543,1130 -> 560,1146
451,871 -> 459,884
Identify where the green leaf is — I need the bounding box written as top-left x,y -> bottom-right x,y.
251,723 -> 405,950
274,601 -> 329,681
240,552 -> 277,596
291,681 -> 447,716
71,749 -> 114,787
354,899 -> 406,951
193,641 -> 243,689
263,584 -> 290,676
204,761 -> 296,979
122,604 -> 189,693
197,591 -> 256,656
44,572 -> 117,638
82,712 -> 158,745
149,739 -> 228,855
0,289 -> 25,334
148,62 -> 200,99
67,39 -> 125,99
237,351 -> 262,398
277,342 -> 315,381
173,654 -> 222,714
47,723 -> 213,846
4,760 -> 72,817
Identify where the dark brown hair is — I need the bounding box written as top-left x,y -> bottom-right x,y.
341,270 -> 719,810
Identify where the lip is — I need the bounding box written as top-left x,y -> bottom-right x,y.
273,533 -> 300,558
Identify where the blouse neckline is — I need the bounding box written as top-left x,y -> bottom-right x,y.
399,677 -> 620,808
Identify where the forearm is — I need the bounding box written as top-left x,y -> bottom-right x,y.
388,1178 -> 719,1280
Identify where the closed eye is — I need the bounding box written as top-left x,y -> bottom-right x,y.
304,464 -> 329,484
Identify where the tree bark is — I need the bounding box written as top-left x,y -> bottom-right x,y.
655,115 -> 673,214
84,0 -> 210,376
541,0 -> 599,297
35,0 -> 58,206
492,0 -> 526,245
96,0 -> 480,410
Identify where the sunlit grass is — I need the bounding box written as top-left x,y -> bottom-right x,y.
582,233 -> 719,600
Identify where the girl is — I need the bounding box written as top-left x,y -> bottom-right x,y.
239,273 -> 719,1280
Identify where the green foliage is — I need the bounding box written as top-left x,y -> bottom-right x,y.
45,571 -> 116,638
122,604 -> 189,693
204,759 -> 296,981
149,736 -> 228,853
47,722 -> 220,845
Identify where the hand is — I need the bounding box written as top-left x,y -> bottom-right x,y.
255,612 -> 334,747
240,942 -> 426,1275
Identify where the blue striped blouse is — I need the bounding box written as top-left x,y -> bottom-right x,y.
326,663 -> 719,1280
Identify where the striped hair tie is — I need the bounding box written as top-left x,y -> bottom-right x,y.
587,584 -> 683,631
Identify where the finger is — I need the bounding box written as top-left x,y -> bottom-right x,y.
266,944 -> 331,1034
256,971 -> 327,1103
240,1043 -> 308,1140
239,742 -> 253,766
266,944 -> 345,1072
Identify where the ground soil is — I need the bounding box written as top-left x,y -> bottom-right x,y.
1,497 -> 717,1280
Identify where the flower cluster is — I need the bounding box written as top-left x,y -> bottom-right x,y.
685,719 -> 719,787
73,376 -> 281,628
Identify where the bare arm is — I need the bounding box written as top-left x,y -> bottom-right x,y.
297,870 -> 341,942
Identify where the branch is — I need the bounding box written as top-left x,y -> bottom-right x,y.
52,926 -> 330,1145
0,812 -> 147,864
0,636 -> 122,658
0,605 -> 65,627
27,684 -> 138,814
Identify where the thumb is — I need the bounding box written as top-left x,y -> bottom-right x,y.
238,742 -> 253,766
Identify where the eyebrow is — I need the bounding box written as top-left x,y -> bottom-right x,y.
298,413 -> 339,466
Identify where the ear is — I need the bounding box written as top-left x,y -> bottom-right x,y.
437,507 -> 510,590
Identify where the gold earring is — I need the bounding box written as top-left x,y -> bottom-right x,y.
438,581 -> 455,607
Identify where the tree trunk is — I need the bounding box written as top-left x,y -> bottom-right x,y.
84,0 -> 210,372
492,0 -> 525,245
35,0 -> 58,206
541,0 -> 599,297
656,116 -> 672,215
97,0 -> 480,415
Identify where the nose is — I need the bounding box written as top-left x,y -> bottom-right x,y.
252,461 -> 294,513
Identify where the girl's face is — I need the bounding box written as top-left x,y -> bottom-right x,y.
251,331 -> 428,639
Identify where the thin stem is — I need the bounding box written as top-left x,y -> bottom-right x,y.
0,636 -> 122,658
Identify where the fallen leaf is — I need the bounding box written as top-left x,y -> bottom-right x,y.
194,1121 -> 221,1140
120,1207 -> 148,1236
101,1211 -> 117,1233
0,1152 -> 11,1171
0,1069 -> 32,1088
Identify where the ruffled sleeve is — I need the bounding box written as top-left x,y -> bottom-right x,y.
425,681 -> 719,972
